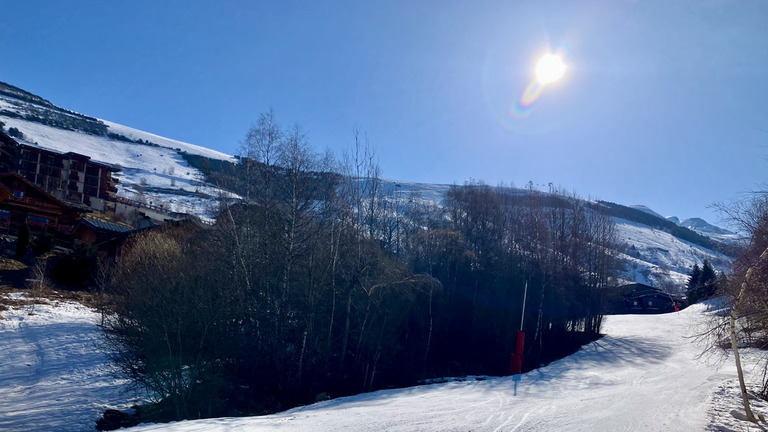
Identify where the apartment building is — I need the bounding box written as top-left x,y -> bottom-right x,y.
0,130 -> 119,213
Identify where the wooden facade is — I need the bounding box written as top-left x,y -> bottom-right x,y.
0,172 -> 84,232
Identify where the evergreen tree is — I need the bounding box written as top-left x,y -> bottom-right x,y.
686,263 -> 702,303
699,260 -> 717,299
686,261 -> 718,303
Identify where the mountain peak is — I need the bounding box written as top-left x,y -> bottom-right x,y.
678,217 -> 735,236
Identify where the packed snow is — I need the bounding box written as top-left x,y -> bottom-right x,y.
2,293 -> 765,431
0,296 -> 142,432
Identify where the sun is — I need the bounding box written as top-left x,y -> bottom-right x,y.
535,53 -> 567,85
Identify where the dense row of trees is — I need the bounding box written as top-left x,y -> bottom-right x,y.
102,111 -> 622,422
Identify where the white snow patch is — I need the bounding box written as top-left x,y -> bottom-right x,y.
0,297 -> 142,432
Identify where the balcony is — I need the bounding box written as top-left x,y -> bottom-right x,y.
9,195 -> 62,213
41,167 -> 61,177
41,158 -> 64,169
20,152 -> 38,162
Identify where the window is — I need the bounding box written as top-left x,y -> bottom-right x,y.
12,189 -> 23,198
27,215 -> 49,225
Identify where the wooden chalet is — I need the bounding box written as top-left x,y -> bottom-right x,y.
72,214 -> 135,244
0,172 -> 85,232
605,283 -> 681,314
72,214 -> 136,258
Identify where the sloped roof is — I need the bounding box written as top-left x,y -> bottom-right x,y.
0,172 -> 69,209
80,215 -> 134,234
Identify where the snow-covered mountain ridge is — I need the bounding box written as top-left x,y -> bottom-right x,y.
378,181 -> 737,292
0,81 -> 738,291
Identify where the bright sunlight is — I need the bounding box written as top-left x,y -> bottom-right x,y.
535,53 -> 567,84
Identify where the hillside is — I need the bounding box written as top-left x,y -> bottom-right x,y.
0,81 -> 738,291
0,83 -> 236,219
365,180 -> 736,292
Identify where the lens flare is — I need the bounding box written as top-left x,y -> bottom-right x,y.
510,48 -> 569,120
511,82 -> 543,118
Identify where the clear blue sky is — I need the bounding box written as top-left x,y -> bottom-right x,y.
1,0 -> 767,224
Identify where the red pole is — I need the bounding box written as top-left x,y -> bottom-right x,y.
516,330 -> 526,355
510,330 -> 526,374
510,281 -> 529,375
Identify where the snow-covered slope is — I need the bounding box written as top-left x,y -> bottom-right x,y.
631,204 -> 665,219
678,217 -> 741,243
1,92 -> 237,219
101,119 -> 233,162
616,218 -> 733,290
0,295 -> 142,432
668,215 -> 739,243
378,179 -> 736,293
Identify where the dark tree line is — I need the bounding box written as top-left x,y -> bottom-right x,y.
102,111 -> 622,423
